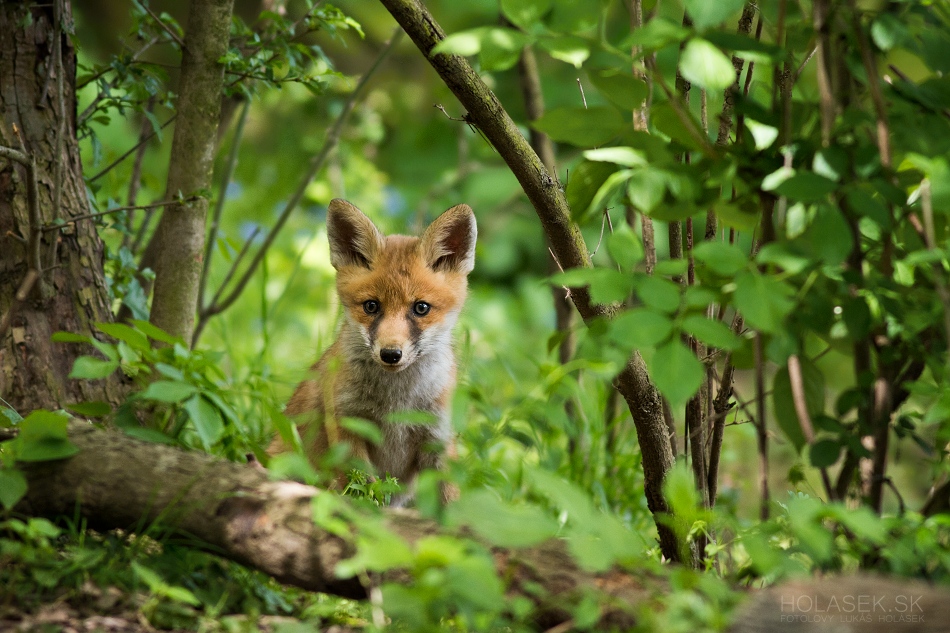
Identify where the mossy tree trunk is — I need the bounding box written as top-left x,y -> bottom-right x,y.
0,2 -> 124,414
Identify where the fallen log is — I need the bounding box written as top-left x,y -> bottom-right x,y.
10,421 -> 646,629
8,422 -> 950,631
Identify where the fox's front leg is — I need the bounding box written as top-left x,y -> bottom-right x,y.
415,436 -> 459,505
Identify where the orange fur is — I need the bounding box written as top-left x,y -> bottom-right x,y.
277,199 -> 476,506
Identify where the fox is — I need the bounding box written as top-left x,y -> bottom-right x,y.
279,198 -> 476,506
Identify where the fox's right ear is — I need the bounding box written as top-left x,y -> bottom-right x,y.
326,199 -> 385,269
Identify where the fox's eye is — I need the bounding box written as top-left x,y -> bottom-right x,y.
413,301 -> 431,316
363,300 -> 380,314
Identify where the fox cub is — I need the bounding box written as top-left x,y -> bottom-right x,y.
282,198 -> 476,506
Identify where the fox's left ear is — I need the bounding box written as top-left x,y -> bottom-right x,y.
420,204 -> 477,275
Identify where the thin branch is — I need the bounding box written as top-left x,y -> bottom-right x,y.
199,99 -> 250,312
197,30 -> 402,326
0,142 -> 43,273
0,270 -> 40,338
139,0 -> 185,48
849,0 -> 891,169
754,332 -> 770,520
88,115 -> 177,183
920,180 -> 950,369
787,355 -> 834,500
41,197 -> 199,232
813,0 -> 835,146
121,99 -> 157,251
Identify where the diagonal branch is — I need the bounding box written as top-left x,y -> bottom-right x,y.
378,0 -> 679,562
194,29 -> 403,341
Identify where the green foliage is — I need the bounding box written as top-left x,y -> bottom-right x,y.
55,321 -> 279,460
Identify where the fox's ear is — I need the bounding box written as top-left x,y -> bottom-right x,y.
327,199 -> 385,269
420,204 -> 477,274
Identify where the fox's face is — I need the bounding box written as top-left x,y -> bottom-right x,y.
327,199 -> 476,372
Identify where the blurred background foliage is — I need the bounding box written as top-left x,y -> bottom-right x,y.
5,0 -> 949,627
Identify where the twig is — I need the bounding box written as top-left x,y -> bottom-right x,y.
88,114 -> 177,182
787,354 -> 834,500
754,332 -> 770,520
121,99 -> 157,250
195,29 -> 403,332
849,0 -> 891,169
792,45 -> 818,86
576,78 -> 587,109
0,143 -> 42,273
920,180 -> 950,369
41,197 -> 198,232
812,0 -> 835,146
199,99 -> 250,311
139,0 -> 185,48
0,270 -> 40,338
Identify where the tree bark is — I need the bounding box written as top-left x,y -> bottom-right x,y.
13,421 -> 646,630
143,0 -> 234,344
0,2 -> 124,413
377,0 -> 678,561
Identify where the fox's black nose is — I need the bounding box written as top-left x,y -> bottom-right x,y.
380,348 -> 402,365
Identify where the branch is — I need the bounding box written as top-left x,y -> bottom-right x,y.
787,354 -> 834,500
379,0 -> 680,562
198,98 -> 250,314
196,29 -> 403,329
0,270 -> 40,338
88,115 -> 177,183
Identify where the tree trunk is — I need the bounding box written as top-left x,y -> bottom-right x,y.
142,0 -> 233,344
0,2 -> 124,414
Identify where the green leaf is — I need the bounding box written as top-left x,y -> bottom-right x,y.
775,172 -> 838,202
648,340 -> 704,405
94,322 -> 150,352
692,241 -> 749,276
501,0 -> 552,30
431,29 -> 483,56
444,555 -> 506,612
685,0 -> 747,30
340,417 -> 383,446
538,35 -> 589,67
183,395 -> 224,449
69,355 -> 119,379
607,222 -> 644,270
678,39 -> 737,92
586,168 -> 634,218
607,308 -> 674,348
583,146 -> 647,168
479,28 -> 531,71
627,169 -> 667,213
634,275 -> 681,313
0,469 -> 27,510
745,119 -> 779,151
66,401 -> 111,417
130,320 -> 184,346
446,489 -> 558,548
552,268 -> 634,304
567,160 -> 619,218
733,270 -> 794,333
12,410 -> 79,462
713,200 -> 759,231
139,380 -> 198,403
587,69 -> 648,110
810,439 -> 841,468
532,106 -> 626,147
801,203 -> 853,266
681,315 -> 741,351
628,17 -> 690,50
